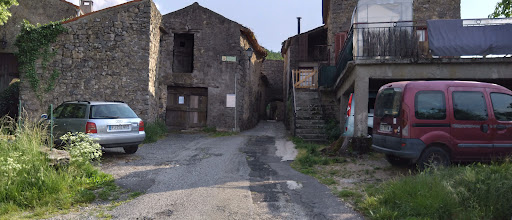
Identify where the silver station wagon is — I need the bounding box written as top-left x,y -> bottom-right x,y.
52,101 -> 145,154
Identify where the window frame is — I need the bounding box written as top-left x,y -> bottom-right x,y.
452,91 -> 488,121
414,90 -> 447,120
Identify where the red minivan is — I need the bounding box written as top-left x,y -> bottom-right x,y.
372,81 -> 512,168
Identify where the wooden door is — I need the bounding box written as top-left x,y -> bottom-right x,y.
0,53 -> 19,92
166,87 -> 207,129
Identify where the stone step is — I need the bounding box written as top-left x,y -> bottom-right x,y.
296,115 -> 323,120
295,106 -> 323,111
297,134 -> 327,140
296,119 -> 325,125
296,128 -> 325,135
296,123 -> 325,129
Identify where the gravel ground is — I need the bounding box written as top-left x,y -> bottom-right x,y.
50,121 -> 363,220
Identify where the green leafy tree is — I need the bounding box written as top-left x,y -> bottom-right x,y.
265,49 -> 284,60
489,0 -> 512,18
0,0 -> 18,25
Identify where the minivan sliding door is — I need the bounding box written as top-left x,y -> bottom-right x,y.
449,87 -> 493,160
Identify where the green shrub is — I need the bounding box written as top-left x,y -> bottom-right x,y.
361,163 -> 512,219
143,119 -> 168,143
324,119 -> 341,142
0,117 -> 115,217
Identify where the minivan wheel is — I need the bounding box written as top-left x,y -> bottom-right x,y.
123,145 -> 138,154
385,154 -> 410,166
417,147 -> 450,170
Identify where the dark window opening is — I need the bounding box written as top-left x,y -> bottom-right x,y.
375,88 -> 402,117
415,91 -> 446,120
490,93 -> 512,121
173,33 -> 194,73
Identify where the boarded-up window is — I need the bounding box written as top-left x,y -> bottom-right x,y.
173,34 -> 194,73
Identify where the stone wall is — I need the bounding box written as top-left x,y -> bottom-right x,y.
159,3 -> 264,131
1,0 -> 79,54
19,0 -> 159,121
326,0 -> 358,64
262,60 -> 284,103
414,0 -> 461,21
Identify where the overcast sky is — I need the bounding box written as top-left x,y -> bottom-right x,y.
68,0 -> 499,51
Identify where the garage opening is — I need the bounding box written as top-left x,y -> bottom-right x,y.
173,33 -> 194,73
166,87 -> 207,130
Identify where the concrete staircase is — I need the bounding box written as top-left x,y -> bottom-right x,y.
294,90 -> 327,143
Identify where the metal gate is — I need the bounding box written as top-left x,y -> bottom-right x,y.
166,87 -> 208,129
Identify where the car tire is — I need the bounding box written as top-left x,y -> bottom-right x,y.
416,146 -> 450,170
385,154 -> 410,166
123,145 -> 138,154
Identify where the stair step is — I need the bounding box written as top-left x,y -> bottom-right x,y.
296,128 -> 325,135
296,119 -> 325,125
297,134 -> 327,140
296,124 -> 325,129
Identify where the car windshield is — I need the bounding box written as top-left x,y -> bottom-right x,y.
90,104 -> 138,119
375,88 -> 403,117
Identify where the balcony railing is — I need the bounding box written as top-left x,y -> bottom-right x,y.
352,21 -> 429,59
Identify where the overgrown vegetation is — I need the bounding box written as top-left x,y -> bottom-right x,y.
143,119 -> 168,143
0,0 -> 18,25
362,163 -> 512,219
290,137 -> 345,179
15,20 -> 67,101
324,119 -> 341,142
0,117 -> 115,218
0,80 -> 19,118
265,49 -> 284,60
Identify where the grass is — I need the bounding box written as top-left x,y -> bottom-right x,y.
361,162 -> 512,219
0,117 -> 116,218
143,119 -> 168,143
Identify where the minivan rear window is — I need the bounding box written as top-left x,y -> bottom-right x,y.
90,104 -> 138,119
375,88 -> 402,117
415,91 -> 446,120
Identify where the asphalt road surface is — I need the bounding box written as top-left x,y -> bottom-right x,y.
98,121 -> 363,219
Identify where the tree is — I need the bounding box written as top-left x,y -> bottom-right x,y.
265,49 -> 284,60
0,0 -> 18,25
489,0 -> 512,18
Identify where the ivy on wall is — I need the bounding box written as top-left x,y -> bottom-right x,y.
14,19 -> 67,101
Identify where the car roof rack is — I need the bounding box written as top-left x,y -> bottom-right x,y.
108,100 -> 125,103
64,100 -> 90,104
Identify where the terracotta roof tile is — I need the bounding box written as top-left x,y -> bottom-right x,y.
63,0 -> 143,24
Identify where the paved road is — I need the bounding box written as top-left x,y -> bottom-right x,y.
100,121 -> 363,219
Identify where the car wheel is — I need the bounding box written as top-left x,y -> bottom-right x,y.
385,154 -> 410,166
417,146 -> 450,170
123,145 -> 138,154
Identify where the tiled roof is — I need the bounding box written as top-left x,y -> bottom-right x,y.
62,0 -> 143,24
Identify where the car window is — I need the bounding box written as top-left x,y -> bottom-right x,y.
55,104 -> 87,119
415,91 -> 446,120
375,88 -> 402,117
90,104 -> 138,119
490,93 -> 512,121
453,91 -> 487,121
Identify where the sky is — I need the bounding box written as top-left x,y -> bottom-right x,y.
68,0 -> 499,52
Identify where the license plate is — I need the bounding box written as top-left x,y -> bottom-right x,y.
108,125 -> 130,132
380,124 -> 392,132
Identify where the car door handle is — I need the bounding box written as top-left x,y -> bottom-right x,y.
481,124 -> 489,133
496,124 -> 507,131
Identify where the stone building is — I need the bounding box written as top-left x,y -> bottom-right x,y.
158,3 -> 266,131
0,0 -> 83,92
261,60 -> 284,121
16,0 -> 268,131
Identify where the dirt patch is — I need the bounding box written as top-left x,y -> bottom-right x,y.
314,153 -> 413,206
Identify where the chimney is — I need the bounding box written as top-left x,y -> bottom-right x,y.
80,0 -> 93,14
297,17 -> 302,35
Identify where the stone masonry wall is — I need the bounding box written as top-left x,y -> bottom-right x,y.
326,0 -> 358,64
1,0 -> 78,54
414,0 -> 461,21
262,60 -> 284,103
159,3 -> 264,131
148,1 -> 162,120
19,0 -> 159,121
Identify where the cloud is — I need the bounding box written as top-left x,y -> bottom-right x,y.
67,0 -> 129,11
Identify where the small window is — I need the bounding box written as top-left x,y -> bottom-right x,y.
453,91 -> 488,121
490,93 -> 512,121
415,91 -> 446,120
173,33 -> 194,73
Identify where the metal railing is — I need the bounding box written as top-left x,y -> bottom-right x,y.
352,21 -> 429,59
